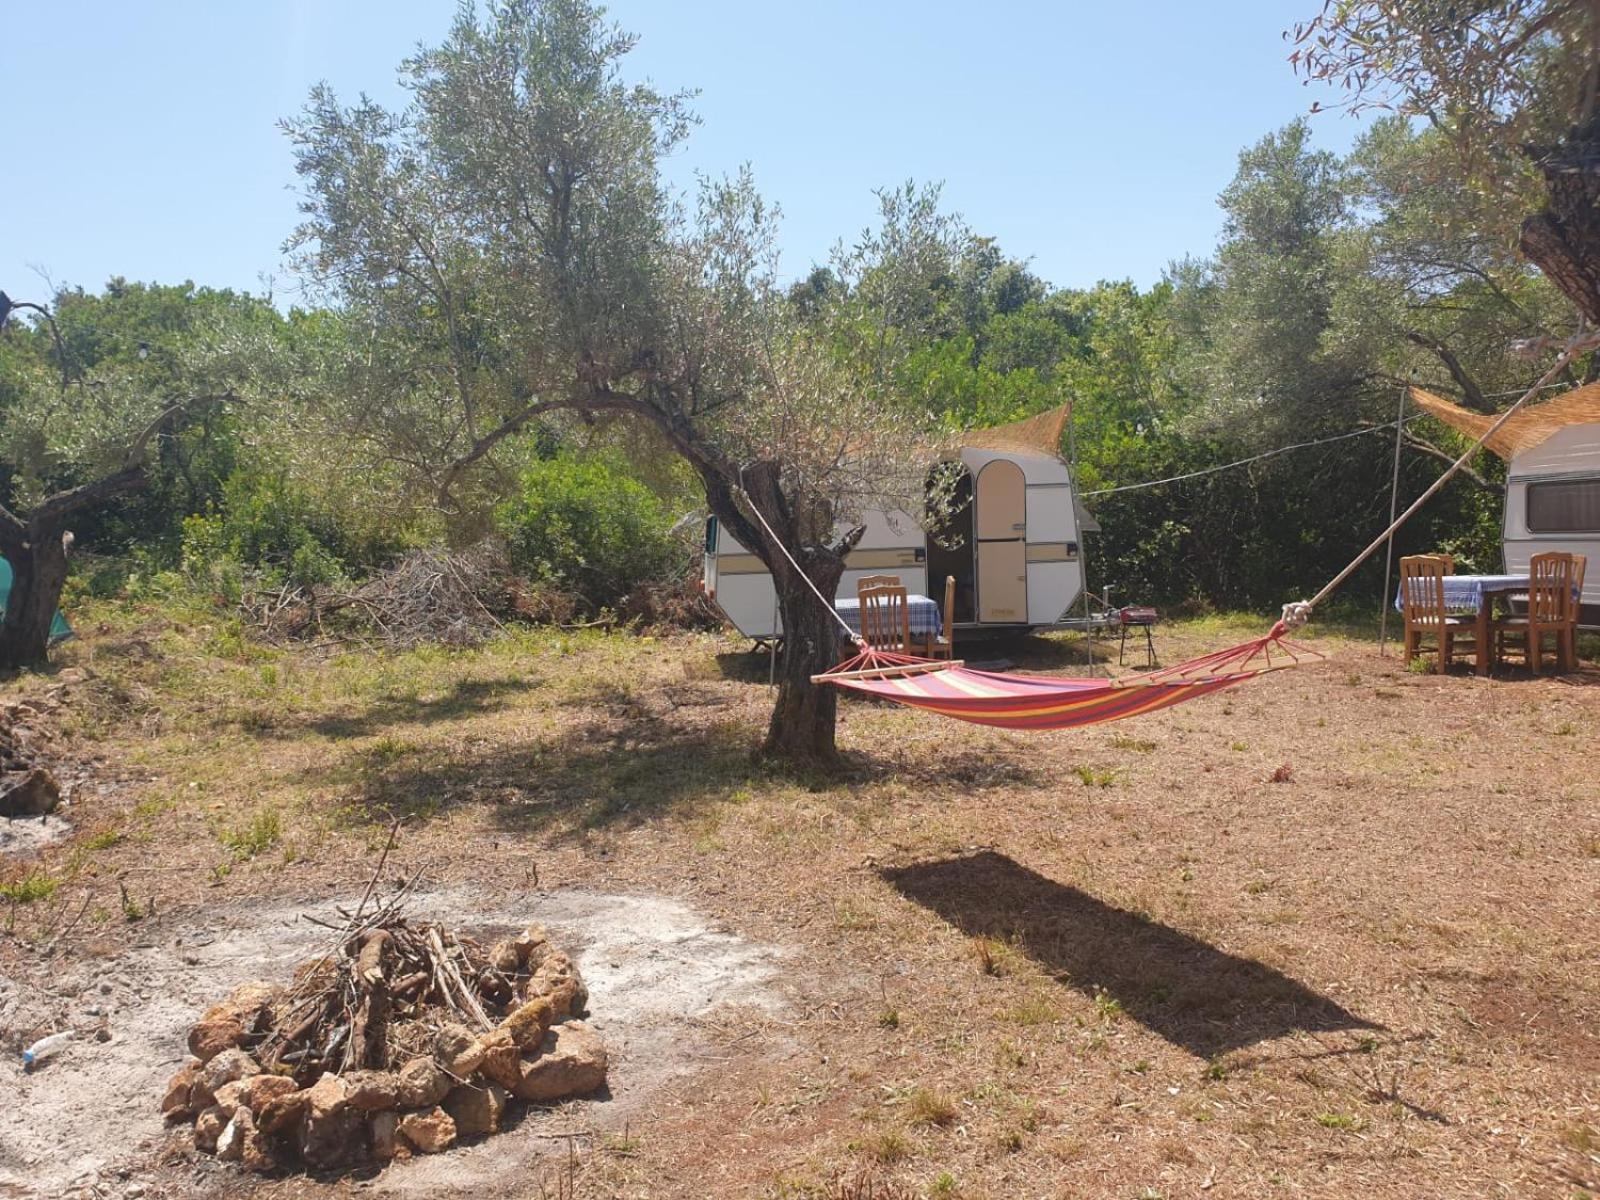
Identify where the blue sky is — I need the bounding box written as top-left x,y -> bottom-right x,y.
3,2 -> 1362,305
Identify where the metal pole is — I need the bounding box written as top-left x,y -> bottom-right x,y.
1378,385 -> 1407,655
1066,397 -> 1098,673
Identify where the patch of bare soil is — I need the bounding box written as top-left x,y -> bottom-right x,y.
0,885 -> 788,1199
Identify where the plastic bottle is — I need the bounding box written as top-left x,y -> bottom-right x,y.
22,1030 -> 74,1070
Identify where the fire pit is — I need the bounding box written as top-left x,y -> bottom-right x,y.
160,908 -> 606,1172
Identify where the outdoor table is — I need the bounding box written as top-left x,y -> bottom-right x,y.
833,593 -> 942,645
1394,573 -> 1532,676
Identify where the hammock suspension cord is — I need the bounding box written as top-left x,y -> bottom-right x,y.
734,465 -> 862,645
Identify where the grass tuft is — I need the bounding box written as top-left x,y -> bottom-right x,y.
907,1087 -> 958,1127
219,807 -> 283,860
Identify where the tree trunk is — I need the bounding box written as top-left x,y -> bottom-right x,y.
761,551 -> 849,769
1520,117 -> 1600,325
0,521 -> 69,671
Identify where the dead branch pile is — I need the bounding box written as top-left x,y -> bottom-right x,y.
247,545 -> 518,648
161,902 -> 607,1173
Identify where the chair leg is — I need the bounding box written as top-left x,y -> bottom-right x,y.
1438,631 -> 1451,674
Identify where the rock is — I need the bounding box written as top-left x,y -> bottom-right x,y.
201,1047 -> 260,1094
187,983 -> 278,1063
212,1079 -> 248,1119
215,1110 -> 248,1163
443,1082 -> 507,1138
487,939 -> 521,973
527,952 -> 587,1020
255,1089 -> 310,1136
193,1105 -> 226,1154
499,996 -> 554,1050
0,767 -> 60,817
476,1027 -> 523,1090
370,1110 -> 400,1161
397,1057 -> 452,1109
300,1104 -> 365,1170
187,1018 -> 240,1063
513,923 -> 550,966
160,1060 -> 203,1120
304,1072 -> 348,1119
434,1022 -> 485,1075
218,1107 -> 275,1173
398,1106 -> 457,1154
343,1069 -> 400,1112
237,1074 -> 298,1112
513,1021 -> 607,1103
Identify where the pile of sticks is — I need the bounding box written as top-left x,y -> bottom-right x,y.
259,905 -> 529,1082
245,546 -> 513,648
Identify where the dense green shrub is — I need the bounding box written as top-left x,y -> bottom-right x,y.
180,468 -> 401,592
494,456 -> 678,611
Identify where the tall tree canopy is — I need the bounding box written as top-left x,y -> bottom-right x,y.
286,0 -> 943,765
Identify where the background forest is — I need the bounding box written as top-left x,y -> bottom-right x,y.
1,11 -> 1582,640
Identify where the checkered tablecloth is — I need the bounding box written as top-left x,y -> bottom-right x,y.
834,594 -> 942,637
1394,574 -> 1529,615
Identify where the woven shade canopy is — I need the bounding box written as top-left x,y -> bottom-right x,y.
1410,383 -> 1600,460
956,402 -> 1072,458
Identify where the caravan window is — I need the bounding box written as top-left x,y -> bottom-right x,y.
1527,478 -> 1600,533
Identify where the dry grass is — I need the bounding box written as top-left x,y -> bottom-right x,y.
5,604 -> 1600,1198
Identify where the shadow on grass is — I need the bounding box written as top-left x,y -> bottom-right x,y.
882,851 -> 1377,1058
314,719 -> 763,836
246,676 -> 546,740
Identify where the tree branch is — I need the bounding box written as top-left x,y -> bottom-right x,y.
1403,434 -> 1491,487
1403,330 -> 1489,411
30,465 -> 148,527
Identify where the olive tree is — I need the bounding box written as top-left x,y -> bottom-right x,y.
1290,1 -> 1600,325
0,291 -> 230,667
285,0 -> 943,765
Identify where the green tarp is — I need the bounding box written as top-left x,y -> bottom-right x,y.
0,558 -> 73,643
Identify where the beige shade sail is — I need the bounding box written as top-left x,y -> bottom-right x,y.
956,402 -> 1072,459
1409,383 -> 1600,461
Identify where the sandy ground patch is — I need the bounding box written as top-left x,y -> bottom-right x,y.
0,885 -> 790,1199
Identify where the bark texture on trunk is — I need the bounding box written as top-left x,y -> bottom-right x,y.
1521,117 -> 1600,325
695,457 -> 859,770
761,551 -> 848,769
0,522 -> 69,671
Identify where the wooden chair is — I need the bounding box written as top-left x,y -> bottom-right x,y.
857,581 -> 911,654
922,575 -> 956,660
1400,555 -> 1474,674
1494,552 -> 1578,673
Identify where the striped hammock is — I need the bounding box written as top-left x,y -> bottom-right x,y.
816,628 -> 1318,731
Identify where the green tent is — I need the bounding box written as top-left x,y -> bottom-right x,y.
0,558 -> 73,643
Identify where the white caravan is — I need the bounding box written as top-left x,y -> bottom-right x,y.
702,405 -> 1094,640
1412,384 -> 1600,625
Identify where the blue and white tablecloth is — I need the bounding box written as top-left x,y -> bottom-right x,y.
834,594 -> 942,637
1394,573 -> 1530,615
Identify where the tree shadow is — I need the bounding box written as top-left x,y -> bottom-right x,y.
287,677 -> 544,740
882,851 -> 1377,1058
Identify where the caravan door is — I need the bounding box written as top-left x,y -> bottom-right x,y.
976,460 -> 1027,622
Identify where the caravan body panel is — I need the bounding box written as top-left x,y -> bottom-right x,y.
1501,422 -> 1600,624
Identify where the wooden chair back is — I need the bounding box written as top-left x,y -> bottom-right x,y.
942,574 -> 955,646
1528,552 -> 1576,625
858,582 -> 911,653
856,574 -> 901,591
1399,555 -> 1449,633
